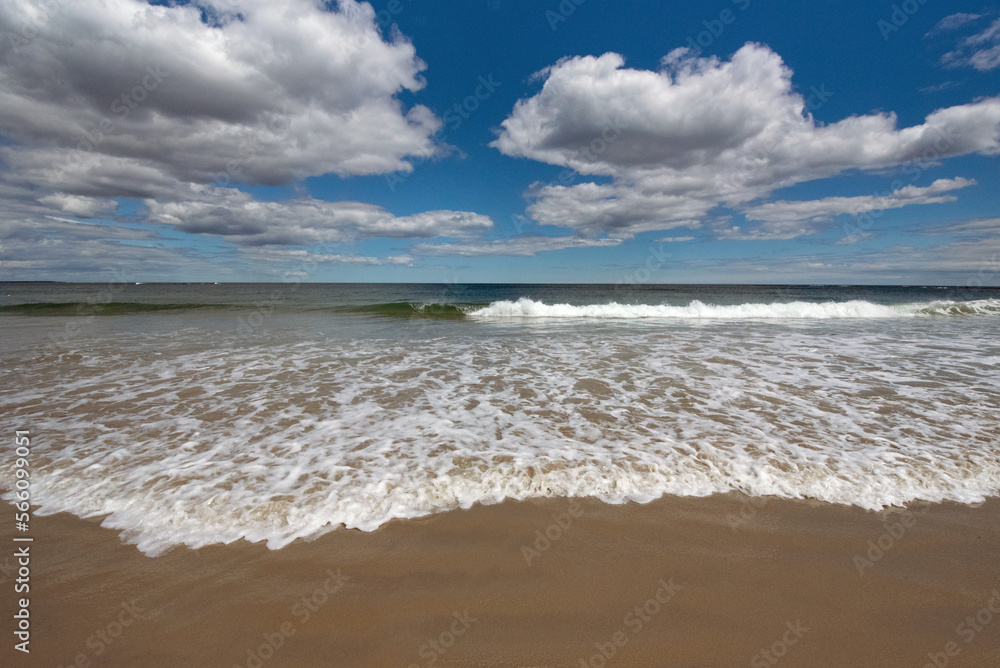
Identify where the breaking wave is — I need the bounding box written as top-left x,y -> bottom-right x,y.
469,298 -> 1000,319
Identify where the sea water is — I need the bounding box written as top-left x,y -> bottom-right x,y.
1,283 -> 997,555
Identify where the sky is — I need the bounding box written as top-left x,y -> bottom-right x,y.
0,0 -> 998,284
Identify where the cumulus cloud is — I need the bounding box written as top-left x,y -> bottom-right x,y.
525,181 -> 710,237
0,181 -> 129,237
0,0 -> 440,189
411,235 -> 621,257
493,44 -> 1000,239
0,0 -> 502,262
145,187 -> 493,246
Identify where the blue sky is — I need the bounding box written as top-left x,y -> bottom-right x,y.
0,0 -> 998,283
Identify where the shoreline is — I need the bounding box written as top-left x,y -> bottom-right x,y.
3,493 -> 999,667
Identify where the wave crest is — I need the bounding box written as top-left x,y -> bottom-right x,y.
469,298 -> 1000,320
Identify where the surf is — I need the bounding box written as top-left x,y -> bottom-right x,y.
468,297 -> 1000,319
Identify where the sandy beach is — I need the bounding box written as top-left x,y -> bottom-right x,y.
4,0 -> 1000,663
4,493 -> 999,667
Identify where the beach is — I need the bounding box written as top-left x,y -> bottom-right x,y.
1,282 -> 999,666
5,0 -> 1000,664
3,494 -> 999,667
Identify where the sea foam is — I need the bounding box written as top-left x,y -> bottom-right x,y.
469,297 -> 1000,319
1,307 -> 998,556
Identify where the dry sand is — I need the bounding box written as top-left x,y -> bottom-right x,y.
3,494 -> 1000,667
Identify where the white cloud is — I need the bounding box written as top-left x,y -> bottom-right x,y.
493,44 -> 1000,239
239,248 -> 413,266
411,235 -> 621,257
0,0 -> 502,259
525,181 -> 709,238
713,221 -> 817,242
690,217 -> 1000,282
36,194 -> 118,219
919,81 -> 959,94
928,13 -> 984,35
941,17 -> 1000,71
0,215 -> 155,243
741,177 -> 976,224
919,217 -> 1000,238
656,236 -> 694,243
835,233 -> 873,245
0,212 -> 421,281
145,187 -> 493,246
714,239 -> 1000,283
0,228 -> 217,280
0,0 -> 440,191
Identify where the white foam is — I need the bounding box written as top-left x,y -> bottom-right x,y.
1,314 -> 998,556
469,297 -> 1000,319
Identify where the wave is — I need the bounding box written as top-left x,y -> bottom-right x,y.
0,301 -> 230,316
469,298 -> 1000,320
4,298 -> 998,320
331,301 -> 471,319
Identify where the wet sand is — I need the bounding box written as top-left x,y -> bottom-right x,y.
3,494 -> 1000,667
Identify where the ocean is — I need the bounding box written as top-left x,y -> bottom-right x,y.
2,282 -> 998,557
